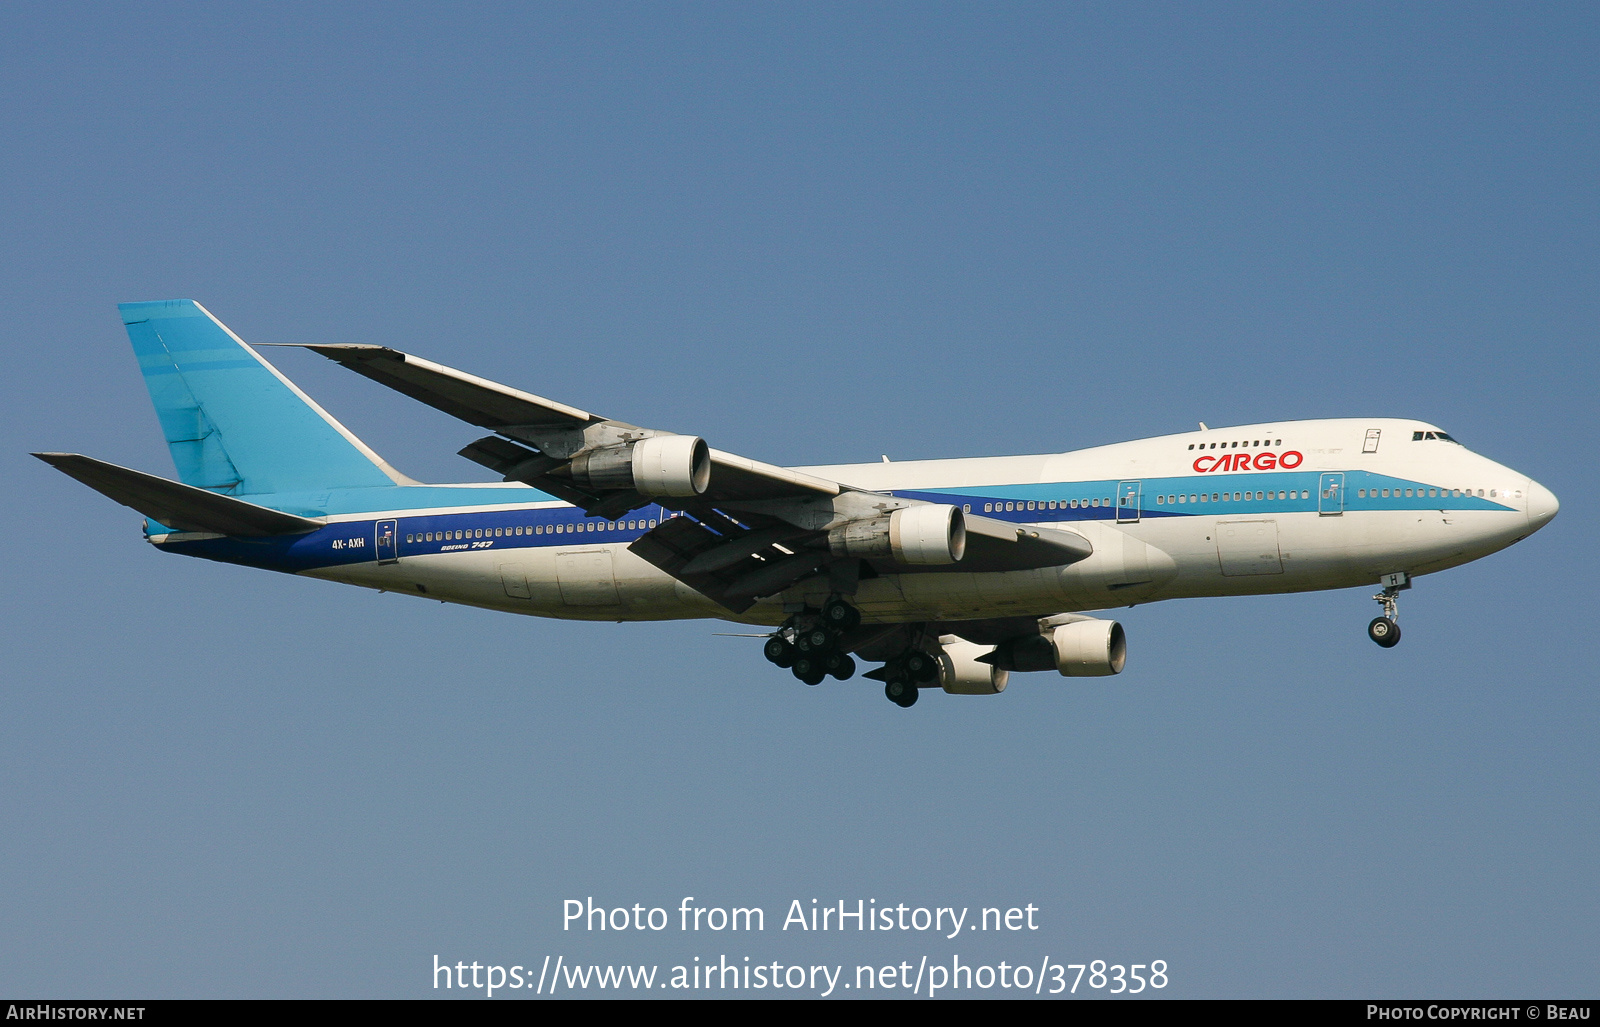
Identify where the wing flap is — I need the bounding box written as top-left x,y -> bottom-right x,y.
35,453 -> 324,536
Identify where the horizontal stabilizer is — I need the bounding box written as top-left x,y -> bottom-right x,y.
34,453 -> 324,536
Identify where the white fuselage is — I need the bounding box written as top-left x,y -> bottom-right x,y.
273,418 -> 1554,627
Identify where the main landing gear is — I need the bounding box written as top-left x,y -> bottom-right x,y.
763,599 -> 860,686
762,599 -> 941,709
872,648 -> 939,708
1368,572 -> 1410,648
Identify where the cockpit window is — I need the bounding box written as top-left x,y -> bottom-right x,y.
1413,430 -> 1460,443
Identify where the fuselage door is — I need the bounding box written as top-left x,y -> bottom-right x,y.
1318,473 -> 1345,516
375,519 -> 399,563
1117,480 -> 1142,523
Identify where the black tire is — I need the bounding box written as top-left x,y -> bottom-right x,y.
904,650 -> 938,682
792,656 -> 818,680
805,626 -> 834,651
803,669 -> 827,686
884,678 -> 911,703
794,632 -> 814,654
1368,617 -> 1401,648
826,653 -> 856,681
764,636 -> 795,667
822,599 -> 861,632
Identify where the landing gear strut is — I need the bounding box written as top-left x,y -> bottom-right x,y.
1368,573 -> 1409,648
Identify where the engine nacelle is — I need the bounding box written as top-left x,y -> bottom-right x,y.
938,638 -> 1008,695
568,435 -> 710,497
827,504 -> 966,565
1050,619 -> 1127,676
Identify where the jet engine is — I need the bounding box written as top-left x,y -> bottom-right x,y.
1049,619 -> 1126,676
937,637 -> 1009,695
982,618 -> 1127,677
566,435 -> 711,497
826,504 -> 967,565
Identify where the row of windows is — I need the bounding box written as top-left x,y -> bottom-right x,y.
1156,490 -> 1306,505
1359,487 -> 1488,499
982,499 -> 1111,513
1188,439 -> 1282,451
406,518 -> 660,544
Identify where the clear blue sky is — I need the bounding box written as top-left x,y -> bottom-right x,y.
1,2 -> 1594,998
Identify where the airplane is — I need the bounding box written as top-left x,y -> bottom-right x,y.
36,300 -> 1559,708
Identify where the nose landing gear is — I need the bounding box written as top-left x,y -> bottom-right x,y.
1368,572 -> 1409,648
1367,615 -> 1401,647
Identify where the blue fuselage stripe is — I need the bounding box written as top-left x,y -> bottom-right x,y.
152,469 -> 1513,573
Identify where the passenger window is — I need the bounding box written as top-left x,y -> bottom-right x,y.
1477,489 -> 1485,497
649,520 -> 658,528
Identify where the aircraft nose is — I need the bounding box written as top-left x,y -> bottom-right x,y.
1526,479 -> 1559,531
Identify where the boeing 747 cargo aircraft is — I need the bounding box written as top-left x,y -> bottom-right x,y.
37,300 -> 1558,706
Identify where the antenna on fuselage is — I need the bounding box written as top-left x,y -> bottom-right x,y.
1198,421 -> 1209,430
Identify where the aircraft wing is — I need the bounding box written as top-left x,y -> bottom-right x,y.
298,343 -> 1090,612
295,345 -> 841,508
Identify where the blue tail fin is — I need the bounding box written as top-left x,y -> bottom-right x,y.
120,299 -> 408,495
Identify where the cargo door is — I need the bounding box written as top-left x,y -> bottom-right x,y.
500,563 -> 532,599
1215,519 -> 1283,576
557,550 -> 620,606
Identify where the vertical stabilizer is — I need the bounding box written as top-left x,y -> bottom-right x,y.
119,300 -> 410,495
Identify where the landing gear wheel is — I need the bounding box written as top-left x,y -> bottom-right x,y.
884,678 -> 918,707
903,650 -> 938,683
822,598 -> 861,632
1368,617 -> 1401,648
804,626 -> 834,652
763,636 -> 796,667
825,652 -> 856,681
792,658 -> 826,685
